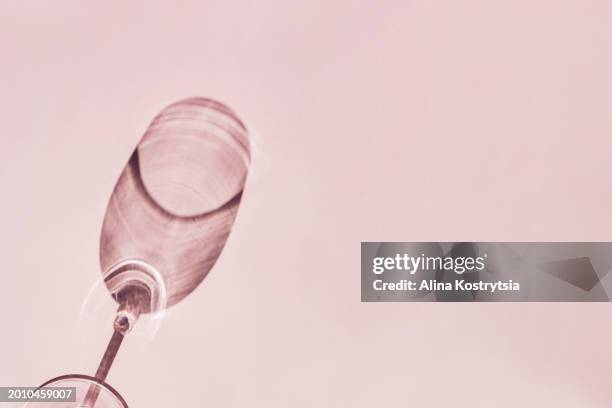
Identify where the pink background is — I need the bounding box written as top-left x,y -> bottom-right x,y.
2,1 -> 612,406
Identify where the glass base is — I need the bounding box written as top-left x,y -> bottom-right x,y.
23,374 -> 128,408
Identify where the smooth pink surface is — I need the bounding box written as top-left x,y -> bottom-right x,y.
2,1 -> 612,407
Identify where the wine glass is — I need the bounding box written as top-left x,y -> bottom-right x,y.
24,97 -> 251,408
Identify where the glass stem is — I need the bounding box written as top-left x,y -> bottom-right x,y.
83,330 -> 125,406
82,283 -> 150,407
